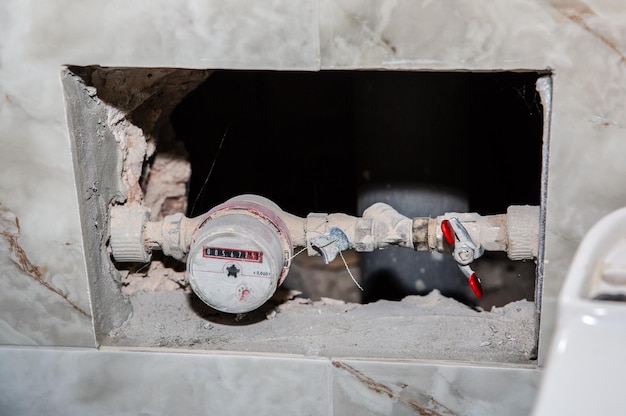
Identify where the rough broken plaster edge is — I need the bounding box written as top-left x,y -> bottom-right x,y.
62,66 -> 213,344
61,67 -> 132,341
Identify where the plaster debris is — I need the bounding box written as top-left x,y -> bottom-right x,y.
105,288 -> 536,364
142,149 -> 191,220
122,255 -> 187,294
108,111 -> 153,203
81,67 -> 209,295
93,67 -> 207,207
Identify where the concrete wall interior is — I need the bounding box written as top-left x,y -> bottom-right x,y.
63,66 -> 544,364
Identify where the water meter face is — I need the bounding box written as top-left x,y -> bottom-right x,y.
187,215 -> 283,314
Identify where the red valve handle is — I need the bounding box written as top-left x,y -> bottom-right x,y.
441,219 -> 456,245
468,273 -> 483,298
441,219 -> 483,298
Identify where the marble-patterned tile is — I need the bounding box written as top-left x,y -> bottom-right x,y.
0,204 -> 95,347
0,0 -> 320,70
0,348 -> 331,416
319,0 -> 559,70
0,3 -> 92,348
331,359 -> 539,416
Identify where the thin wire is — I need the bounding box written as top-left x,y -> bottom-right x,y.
338,249 -> 363,291
288,246 -> 309,262
190,122 -> 231,216
289,241 -> 363,291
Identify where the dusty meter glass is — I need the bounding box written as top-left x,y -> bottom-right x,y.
186,196 -> 292,314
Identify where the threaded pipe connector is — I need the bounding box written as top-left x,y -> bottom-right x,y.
110,204 -> 152,263
507,205 -> 540,260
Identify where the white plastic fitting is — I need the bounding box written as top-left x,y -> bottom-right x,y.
506,205 -> 540,260
109,203 -> 152,263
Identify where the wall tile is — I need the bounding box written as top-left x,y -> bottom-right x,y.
0,348 -> 331,416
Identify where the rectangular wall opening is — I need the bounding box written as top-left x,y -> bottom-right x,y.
63,66 -> 550,364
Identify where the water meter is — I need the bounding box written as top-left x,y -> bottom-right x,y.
186,195 -> 292,314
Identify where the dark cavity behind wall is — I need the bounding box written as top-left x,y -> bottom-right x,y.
172,70 -> 543,217
172,70 -> 357,218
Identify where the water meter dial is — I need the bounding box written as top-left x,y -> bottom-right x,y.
186,196 -> 292,314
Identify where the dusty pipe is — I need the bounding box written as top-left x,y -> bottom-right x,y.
110,198 -> 539,264
110,198 -> 539,314
280,203 -> 412,252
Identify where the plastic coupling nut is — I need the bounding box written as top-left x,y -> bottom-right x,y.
109,204 -> 152,263
507,205 -> 540,261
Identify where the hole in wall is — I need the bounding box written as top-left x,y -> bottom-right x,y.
64,66 -> 548,361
